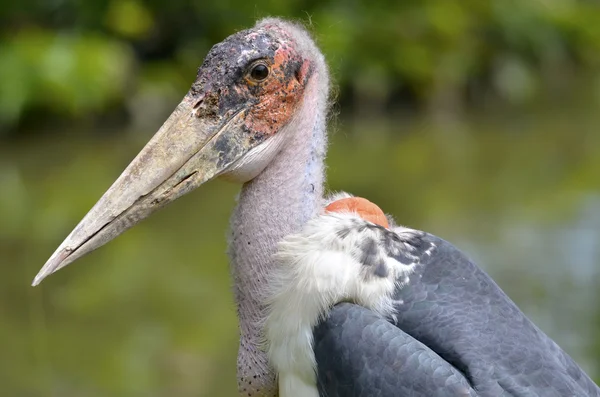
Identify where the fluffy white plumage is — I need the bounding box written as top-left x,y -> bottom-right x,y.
263,211 -> 432,397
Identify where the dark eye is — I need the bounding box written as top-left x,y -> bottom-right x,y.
250,63 -> 269,81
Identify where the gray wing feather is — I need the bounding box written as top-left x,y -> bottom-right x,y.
314,229 -> 600,396
314,302 -> 478,397
391,232 -> 600,396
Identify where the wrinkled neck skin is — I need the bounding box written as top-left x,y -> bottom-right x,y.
228,75 -> 328,396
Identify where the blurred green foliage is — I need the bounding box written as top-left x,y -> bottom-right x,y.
2,0 -> 600,131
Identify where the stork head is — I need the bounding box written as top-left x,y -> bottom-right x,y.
33,18 -> 327,285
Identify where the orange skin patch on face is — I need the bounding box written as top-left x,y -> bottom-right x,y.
325,197 -> 389,229
244,46 -> 310,137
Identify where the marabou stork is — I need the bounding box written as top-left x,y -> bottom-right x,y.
33,18 -> 599,397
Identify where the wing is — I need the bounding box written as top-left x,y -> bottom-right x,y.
314,302 -> 478,397
389,231 -> 600,396
314,230 -> 600,397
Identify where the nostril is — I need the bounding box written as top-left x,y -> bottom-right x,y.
193,94 -> 205,109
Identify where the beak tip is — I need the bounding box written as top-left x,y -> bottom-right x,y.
32,248 -> 72,287
31,274 -> 44,287
32,263 -> 55,286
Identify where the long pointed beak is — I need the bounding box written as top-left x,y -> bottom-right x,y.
33,94 -> 253,286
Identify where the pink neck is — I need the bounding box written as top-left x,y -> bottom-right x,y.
228,74 -> 328,395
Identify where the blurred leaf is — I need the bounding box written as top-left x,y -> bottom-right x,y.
105,0 -> 154,39
0,30 -> 134,127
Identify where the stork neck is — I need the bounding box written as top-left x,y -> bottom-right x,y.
229,76 -> 328,395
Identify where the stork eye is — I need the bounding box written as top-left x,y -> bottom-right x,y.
249,63 -> 269,81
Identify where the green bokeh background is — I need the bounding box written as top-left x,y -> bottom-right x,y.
2,1 -> 600,396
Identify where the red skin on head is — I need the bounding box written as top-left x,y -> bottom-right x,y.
325,197 -> 389,229
244,46 -> 312,138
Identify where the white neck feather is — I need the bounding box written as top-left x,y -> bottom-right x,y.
228,70 -> 329,395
